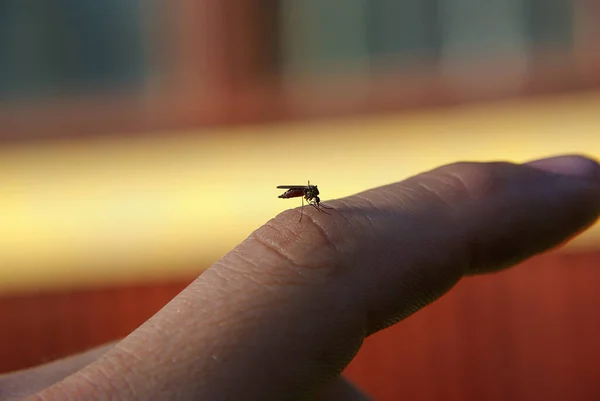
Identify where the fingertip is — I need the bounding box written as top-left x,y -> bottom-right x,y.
525,154 -> 600,182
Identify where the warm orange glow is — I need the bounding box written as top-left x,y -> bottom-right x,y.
0,92 -> 599,294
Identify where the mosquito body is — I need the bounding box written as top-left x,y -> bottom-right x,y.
277,181 -> 333,221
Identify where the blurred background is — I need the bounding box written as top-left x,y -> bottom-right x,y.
1,1 -> 599,399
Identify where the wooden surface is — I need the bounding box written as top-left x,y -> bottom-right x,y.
345,250 -> 600,401
1,250 -> 599,401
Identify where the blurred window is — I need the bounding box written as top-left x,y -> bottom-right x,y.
0,0 -> 152,100
278,0 -> 573,77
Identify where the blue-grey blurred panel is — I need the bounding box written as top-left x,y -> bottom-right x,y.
439,0 -> 530,59
438,0 -> 536,92
367,0 -> 441,64
0,1 -> 55,98
279,0 -> 370,76
524,0 -> 573,49
0,0 -> 153,100
50,0 -> 146,91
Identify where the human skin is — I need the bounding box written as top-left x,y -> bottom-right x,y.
1,155 -> 599,401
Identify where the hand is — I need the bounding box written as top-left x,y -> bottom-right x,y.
2,155 -> 599,401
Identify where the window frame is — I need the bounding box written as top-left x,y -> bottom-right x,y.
0,0 -> 244,141
0,0 -> 599,142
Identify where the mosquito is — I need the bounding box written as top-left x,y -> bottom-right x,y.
277,181 -> 333,221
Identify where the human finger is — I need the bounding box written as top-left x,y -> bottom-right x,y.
32,156 -> 600,401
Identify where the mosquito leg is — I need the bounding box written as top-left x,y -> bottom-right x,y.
299,196 -> 304,222
316,203 -> 332,215
310,201 -> 332,215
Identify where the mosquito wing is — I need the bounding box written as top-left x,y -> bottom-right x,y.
277,185 -> 309,189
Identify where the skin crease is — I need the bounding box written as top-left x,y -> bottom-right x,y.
0,155 -> 599,401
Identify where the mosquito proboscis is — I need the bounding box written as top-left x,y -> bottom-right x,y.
277,181 -> 333,222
